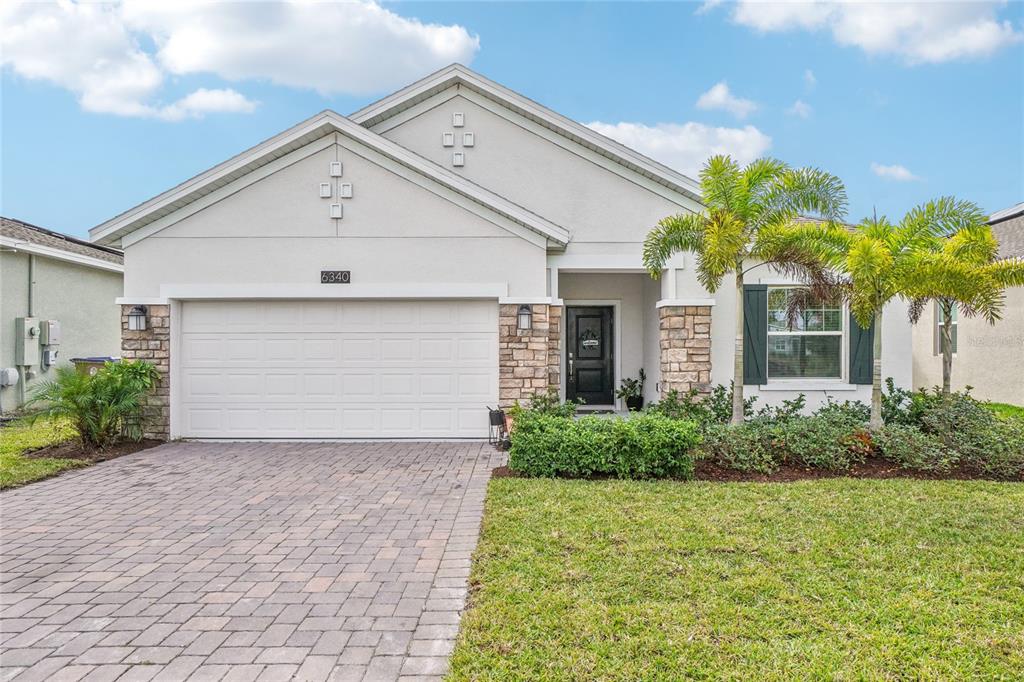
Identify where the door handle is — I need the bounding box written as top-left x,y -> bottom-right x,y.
568,353 -> 574,381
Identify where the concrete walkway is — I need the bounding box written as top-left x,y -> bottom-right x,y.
0,441 -> 503,681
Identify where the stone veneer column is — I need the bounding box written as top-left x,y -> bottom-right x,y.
498,304 -> 561,407
659,305 -> 712,397
120,304 -> 171,440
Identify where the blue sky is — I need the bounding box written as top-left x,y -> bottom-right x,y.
2,1 -> 1021,239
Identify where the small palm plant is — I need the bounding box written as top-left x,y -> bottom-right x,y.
903,199 -> 1024,395
643,155 -> 848,424
28,361 -> 160,449
788,198 -> 1019,429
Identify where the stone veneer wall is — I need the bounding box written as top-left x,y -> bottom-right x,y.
498,304 -> 561,407
659,305 -> 712,397
121,304 -> 171,440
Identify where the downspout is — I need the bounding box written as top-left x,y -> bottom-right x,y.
18,254 -> 36,406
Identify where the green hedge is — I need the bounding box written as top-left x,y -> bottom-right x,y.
509,413 -> 701,480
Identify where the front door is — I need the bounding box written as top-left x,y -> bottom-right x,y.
566,306 -> 614,405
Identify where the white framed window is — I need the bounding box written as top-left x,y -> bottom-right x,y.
766,287 -> 844,380
934,303 -> 957,355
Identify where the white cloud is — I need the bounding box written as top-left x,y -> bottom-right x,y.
586,121 -> 772,177
0,0 -> 479,120
722,1 -> 1022,64
695,81 -> 759,119
804,69 -> 817,88
122,1 -> 479,96
787,99 -> 812,118
157,88 -> 258,121
871,162 -> 921,182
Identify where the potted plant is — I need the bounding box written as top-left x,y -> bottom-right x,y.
616,368 -> 646,411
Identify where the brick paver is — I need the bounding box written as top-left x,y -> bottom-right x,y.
1,442 -> 504,681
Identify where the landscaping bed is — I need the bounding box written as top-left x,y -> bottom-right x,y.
21,437 -> 161,463
449,477 -> 1024,680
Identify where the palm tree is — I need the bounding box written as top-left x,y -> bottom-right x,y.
904,200 -> 1024,395
643,155 -> 848,425
789,198 -> 1020,428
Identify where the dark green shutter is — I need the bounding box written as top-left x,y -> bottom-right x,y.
742,285 -> 767,385
849,313 -> 874,385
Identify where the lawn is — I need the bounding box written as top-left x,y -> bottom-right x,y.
449,478 -> 1024,680
0,416 -> 82,489
987,402 -> 1024,420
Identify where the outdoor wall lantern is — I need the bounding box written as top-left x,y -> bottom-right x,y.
517,305 -> 533,331
127,305 -> 148,331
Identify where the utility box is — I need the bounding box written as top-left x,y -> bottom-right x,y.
15,317 -> 40,366
40,320 -> 62,346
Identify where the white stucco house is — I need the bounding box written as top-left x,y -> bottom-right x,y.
89,64 -> 912,440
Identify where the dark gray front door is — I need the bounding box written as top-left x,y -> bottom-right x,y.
566,306 -> 614,405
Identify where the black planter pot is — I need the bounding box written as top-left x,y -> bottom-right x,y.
625,396 -> 644,412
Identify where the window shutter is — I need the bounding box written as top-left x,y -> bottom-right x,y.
849,313 -> 874,385
742,285 -> 767,385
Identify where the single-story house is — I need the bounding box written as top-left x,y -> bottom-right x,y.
913,202 -> 1024,403
89,64 -> 912,440
1,216 -> 124,412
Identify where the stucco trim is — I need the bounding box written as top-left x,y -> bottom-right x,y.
90,110 -> 570,248
656,298 -> 717,308
157,283 -> 509,300
0,236 -> 124,273
350,64 -> 702,203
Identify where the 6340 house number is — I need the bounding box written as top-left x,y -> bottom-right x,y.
320,270 -> 351,284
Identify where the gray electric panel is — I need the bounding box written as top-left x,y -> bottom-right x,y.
15,317 -> 40,366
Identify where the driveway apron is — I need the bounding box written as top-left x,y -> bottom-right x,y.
0,441 -> 503,681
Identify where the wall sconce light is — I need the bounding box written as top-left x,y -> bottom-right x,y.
128,305 -> 148,331
517,305 -> 533,331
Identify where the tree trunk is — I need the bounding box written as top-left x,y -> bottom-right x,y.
869,308 -> 884,431
940,299 -> 954,396
732,267 -> 745,425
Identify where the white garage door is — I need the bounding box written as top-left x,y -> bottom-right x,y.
178,300 -> 497,438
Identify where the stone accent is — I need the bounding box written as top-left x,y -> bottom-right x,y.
121,304 -> 171,440
498,304 -> 561,406
659,305 -> 712,397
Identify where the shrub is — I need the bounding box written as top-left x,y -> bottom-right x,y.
814,398 -> 870,423
772,412 -> 870,471
977,418 -> 1024,479
509,388 -> 581,419
509,412 -> 701,480
873,424 -> 958,472
751,394 -> 806,423
698,422 -> 780,474
646,382 -> 755,425
28,361 -> 160,449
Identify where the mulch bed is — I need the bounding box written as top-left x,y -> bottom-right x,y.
24,439 -> 163,463
492,458 -> 1020,483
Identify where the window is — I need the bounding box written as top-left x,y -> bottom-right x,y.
766,287 -> 843,380
935,303 -> 957,355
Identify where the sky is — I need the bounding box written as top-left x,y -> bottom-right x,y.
1,1 -> 1022,239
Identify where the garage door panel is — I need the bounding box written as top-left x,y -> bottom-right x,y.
179,300 -> 497,438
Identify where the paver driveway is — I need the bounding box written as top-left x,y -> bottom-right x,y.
0,441 -> 504,682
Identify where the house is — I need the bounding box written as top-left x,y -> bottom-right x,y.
1,217 -> 124,412
912,202 -> 1024,403
89,64 -> 913,440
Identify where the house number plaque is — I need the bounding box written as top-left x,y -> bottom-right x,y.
320,270 -> 351,284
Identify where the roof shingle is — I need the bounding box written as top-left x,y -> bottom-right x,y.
1,217 -> 123,265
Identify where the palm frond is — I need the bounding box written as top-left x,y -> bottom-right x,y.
642,212 -> 706,276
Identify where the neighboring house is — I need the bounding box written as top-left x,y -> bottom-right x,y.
89,64 -> 913,440
912,202 -> 1024,403
1,217 -> 124,413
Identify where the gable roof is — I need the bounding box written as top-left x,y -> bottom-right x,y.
89,110 -> 569,248
2,216 -> 123,272
350,63 -> 702,203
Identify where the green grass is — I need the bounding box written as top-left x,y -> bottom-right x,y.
0,416 -> 82,489
449,478 -> 1024,680
987,402 -> 1024,420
